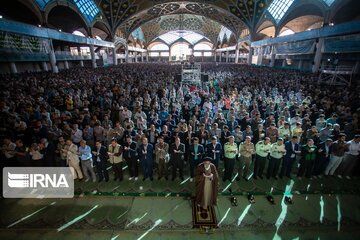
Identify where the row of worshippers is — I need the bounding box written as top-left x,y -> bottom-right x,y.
31,130 -> 358,182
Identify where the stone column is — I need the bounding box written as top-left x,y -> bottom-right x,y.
125,46 -> 129,63
64,60 -> 69,69
112,47 -> 117,65
9,62 -> 17,74
90,44 -> 97,68
312,38 -> 324,73
282,59 -> 287,67
298,59 -> 303,70
247,47 -> 253,65
49,50 -> 58,73
41,62 -> 48,71
257,47 -> 264,65
270,46 -> 276,67
80,60 -> 84,67
235,44 -> 239,63
225,51 -> 229,63
214,51 -> 217,62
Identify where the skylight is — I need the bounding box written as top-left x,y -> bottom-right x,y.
158,31 -> 206,45
322,0 -> 335,7
267,0 -> 295,23
73,0 -> 100,24
35,0 -> 51,9
218,27 -> 232,42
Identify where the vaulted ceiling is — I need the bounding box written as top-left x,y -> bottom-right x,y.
135,14 -> 223,45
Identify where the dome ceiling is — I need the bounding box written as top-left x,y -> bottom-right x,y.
137,14 -> 223,45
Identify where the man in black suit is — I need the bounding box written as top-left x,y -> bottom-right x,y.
92,140 -> 109,182
137,137 -> 154,181
205,136 -> 222,168
313,139 -> 333,177
123,136 -> 139,180
189,137 -> 204,182
279,136 -> 301,179
170,137 -> 186,181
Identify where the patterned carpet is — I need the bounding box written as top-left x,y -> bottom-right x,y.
1,172 -> 360,239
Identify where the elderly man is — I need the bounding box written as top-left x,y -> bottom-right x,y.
79,140 -> 96,182
108,138 -> 123,181
64,139 -> 83,180
155,136 -> 169,180
92,140 -> 109,182
195,157 -> 219,211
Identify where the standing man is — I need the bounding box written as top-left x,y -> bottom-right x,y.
189,137 -> 204,182
253,137 -> 271,179
223,136 -> 238,182
325,133 -> 348,177
155,136 -> 169,180
123,136 -> 138,180
206,136 -> 222,168
280,136 -> 301,179
313,138 -> 333,178
298,139 -> 317,179
92,140 -> 109,182
338,135 -> 360,179
237,136 -> 255,181
64,139 -> 83,181
170,137 -> 186,181
195,157 -> 219,210
267,138 -> 286,179
78,140 -> 96,182
108,138 -> 123,181
138,137 -> 154,181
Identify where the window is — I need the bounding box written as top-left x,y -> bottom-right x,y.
322,0 -> 335,7
73,0 -> 100,24
158,31 -> 207,45
72,30 -> 86,37
279,29 -> 295,36
171,43 -> 191,60
218,27 -> 232,42
35,0 -> 51,9
150,43 -> 169,51
194,43 -> 212,56
149,44 -> 169,57
267,0 -> 295,23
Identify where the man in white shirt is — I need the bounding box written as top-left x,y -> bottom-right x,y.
337,135 -> 360,179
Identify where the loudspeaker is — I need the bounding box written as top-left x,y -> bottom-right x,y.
201,74 -> 209,82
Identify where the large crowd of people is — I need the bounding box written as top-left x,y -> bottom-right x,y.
1,63 -> 359,184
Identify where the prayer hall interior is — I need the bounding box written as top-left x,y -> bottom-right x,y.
1,0 -> 360,239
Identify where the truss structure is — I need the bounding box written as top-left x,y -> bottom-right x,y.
181,63 -> 202,89
318,65 -> 354,86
